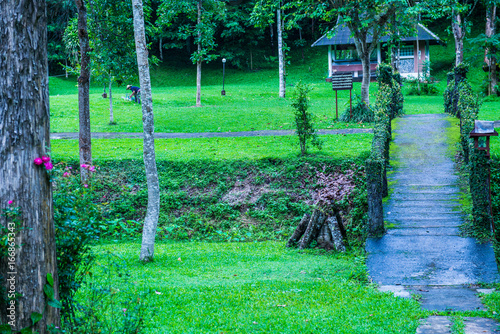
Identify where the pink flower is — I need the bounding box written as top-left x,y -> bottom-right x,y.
44,162 -> 53,170
69,166 -> 72,170
81,164 -> 88,169
8,200 -> 13,205
41,156 -> 50,163
123,308 -> 127,313
63,172 -> 69,177
84,184 -> 89,188
34,157 -> 43,165
89,166 -> 95,172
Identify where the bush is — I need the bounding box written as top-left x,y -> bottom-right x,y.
404,61 -> 439,96
290,81 -> 322,155
339,94 -> 374,123
405,76 -> 439,95
53,164 -> 100,328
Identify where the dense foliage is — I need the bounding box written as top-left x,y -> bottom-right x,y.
51,157 -> 370,247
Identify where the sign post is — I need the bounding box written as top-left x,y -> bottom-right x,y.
331,72 -> 353,119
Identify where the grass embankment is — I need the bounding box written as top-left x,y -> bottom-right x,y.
86,241 -> 423,333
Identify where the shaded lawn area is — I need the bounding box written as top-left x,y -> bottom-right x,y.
88,241 -> 423,333
51,133 -> 373,162
49,76 -> 370,134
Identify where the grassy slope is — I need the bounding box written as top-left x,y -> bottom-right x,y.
87,241 -> 423,333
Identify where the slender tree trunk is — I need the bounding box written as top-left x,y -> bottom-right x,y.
109,75 -> 114,124
270,23 -> 275,57
277,8 -> 285,98
250,49 -> 253,70
452,9 -> 464,66
196,0 -> 202,107
131,0 -> 160,262
75,0 -> 92,182
0,1 -> 60,331
299,27 -> 304,60
485,5 -> 497,95
359,49 -> 371,105
159,36 -> 163,61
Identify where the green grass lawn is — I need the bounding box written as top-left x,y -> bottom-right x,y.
83,241 -> 424,333
49,47 -> 465,136
51,133 -> 372,162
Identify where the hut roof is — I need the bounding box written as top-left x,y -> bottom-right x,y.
311,23 -> 444,47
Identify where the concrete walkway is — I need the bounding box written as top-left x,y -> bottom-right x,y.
49,128 -> 372,140
365,114 -> 500,332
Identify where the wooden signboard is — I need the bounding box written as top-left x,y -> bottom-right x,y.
331,72 -> 353,119
332,73 -> 353,91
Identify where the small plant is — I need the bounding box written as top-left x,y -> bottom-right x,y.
290,81 -> 322,155
68,252 -> 150,333
339,94 -> 374,123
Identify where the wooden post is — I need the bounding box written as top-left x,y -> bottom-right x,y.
350,89 -> 352,118
335,91 -> 338,119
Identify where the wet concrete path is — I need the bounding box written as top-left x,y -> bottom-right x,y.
49,128 -> 372,140
365,114 -> 500,332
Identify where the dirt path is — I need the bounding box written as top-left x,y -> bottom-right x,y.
365,114 -> 500,333
50,128 -> 372,140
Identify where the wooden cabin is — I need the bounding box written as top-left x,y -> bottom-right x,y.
311,23 -> 444,81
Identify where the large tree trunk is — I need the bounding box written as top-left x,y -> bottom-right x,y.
452,9 -> 464,66
75,0 -> 92,182
0,0 -> 60,331
277,8 -> 285,98
109,74 -> 114,124
485,5 -> 497,95
196,0 -> 202,107
132,0 -> 161,262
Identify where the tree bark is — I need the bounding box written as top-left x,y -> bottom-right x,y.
109,75 -> 114,124
0,0 -> 60,331
360,52 -> 372,105
452,9 -> 464,66
485,5 -> 497,95
159,36 -> 163,61
75,0 -> 92,182
366,158 -> 385,236
196,0 -> 202,107
131,0 -> 161,262
277,8 -> 285,98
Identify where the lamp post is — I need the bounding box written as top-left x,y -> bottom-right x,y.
469,120 -> 499,235
221,58 -> 226,96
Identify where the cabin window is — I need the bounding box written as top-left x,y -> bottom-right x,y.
399,46 -> 414,58
334,47 -> 377,61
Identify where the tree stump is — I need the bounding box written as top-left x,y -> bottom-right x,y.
287,208 -> 346,252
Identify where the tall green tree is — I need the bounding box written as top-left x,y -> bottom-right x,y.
74,0 -> 92,183
252,0 -> 289,98
158,0 -> 225,107
324,0 -> 407,105
419,0 -> 473,66
89,0 -> 139,124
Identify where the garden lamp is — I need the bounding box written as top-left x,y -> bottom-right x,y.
221,58 -> 226,96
